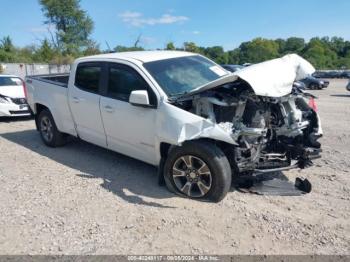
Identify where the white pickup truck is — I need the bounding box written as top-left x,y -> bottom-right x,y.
26,51 -> 322,202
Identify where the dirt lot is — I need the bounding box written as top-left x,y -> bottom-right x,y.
0,79 -> 349,255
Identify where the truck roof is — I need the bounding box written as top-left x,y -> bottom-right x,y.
79,50 -> 195,63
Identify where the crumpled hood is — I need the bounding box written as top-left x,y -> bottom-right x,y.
233,54 -> 315,97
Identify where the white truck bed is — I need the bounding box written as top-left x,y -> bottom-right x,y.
26,74 -> 77,136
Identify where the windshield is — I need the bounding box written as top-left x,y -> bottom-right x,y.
143,55 -> 228,96
0,77 -> 22,86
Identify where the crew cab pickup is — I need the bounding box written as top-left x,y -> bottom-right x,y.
26,51 -> 322,202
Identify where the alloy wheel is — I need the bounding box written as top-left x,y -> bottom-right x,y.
172,155 -> 212,198
40,116 -> 53,142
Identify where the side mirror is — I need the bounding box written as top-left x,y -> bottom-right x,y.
129,90 -> 150,107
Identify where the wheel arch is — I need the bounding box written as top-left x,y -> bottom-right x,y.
33,103 -> 66,134
159,138 -> 235,168
34,103 -> 49,130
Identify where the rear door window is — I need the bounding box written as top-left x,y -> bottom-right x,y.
75,63 -> 102,93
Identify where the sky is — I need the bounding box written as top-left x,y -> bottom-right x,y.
1,0 -> 350,50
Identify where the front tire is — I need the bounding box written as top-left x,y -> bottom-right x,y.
37,109 -> 66,147
163,141 -> 232,202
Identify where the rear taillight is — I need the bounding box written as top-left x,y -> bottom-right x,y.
22,80 -> 28,100
308,97 -> 318,112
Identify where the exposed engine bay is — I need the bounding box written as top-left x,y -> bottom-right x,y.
171,79 -> 322,174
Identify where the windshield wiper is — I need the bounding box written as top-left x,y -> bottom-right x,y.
168,92 -> 190,102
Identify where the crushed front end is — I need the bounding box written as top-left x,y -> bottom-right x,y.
172,79 -> 322,175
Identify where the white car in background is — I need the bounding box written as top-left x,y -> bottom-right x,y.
0,75 -> 31,117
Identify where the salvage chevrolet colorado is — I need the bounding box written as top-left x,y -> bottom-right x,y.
25,51 -> 322,202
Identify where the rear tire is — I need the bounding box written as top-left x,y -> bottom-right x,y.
37,109 -> 66,147
163,140 -> 232,202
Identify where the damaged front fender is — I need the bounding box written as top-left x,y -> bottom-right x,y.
156,102 -> 238,146
155,53 -> 322,173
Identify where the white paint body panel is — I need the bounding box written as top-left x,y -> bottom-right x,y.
25,79 -> 77,135
26,51 -> 318,166
100,96 -> 158,164
68,85 -> 107,148
234,54 -> 315,97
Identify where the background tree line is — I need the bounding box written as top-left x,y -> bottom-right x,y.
1,0 -> 350,69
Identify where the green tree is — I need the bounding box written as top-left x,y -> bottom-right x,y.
283,37 -> 305,54
0,36 -> 14,52
275,38 -> 286,54
114,45 -> 144,52
166,42 -> 175,50
183,42 -> 199,53
50,53 -> 75,65
336,55 -> 350,69
83,40 -> 101,56
15,45 -> 36,63
0,36 -> 16,62
39,0 -> 94,55
34,39 -> 56,62
303,38 -> 338,69
239,38 -> 279,63
0,50 -> 14,62
329,37 -> 346,56
227,49 -> 240,64
204,46 -> 228,64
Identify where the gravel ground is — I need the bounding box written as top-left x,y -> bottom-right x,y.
0,79 -> 349,255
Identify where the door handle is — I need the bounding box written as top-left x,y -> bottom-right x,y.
104,105 -> 115,113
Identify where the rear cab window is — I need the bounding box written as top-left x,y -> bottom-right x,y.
75,63 -> 102,93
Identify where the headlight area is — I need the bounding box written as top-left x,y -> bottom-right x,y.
0,96 -> 10,104
0,96 -> 31,117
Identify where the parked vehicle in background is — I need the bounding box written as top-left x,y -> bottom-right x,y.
340,71 -> 350,79
0,75 -> 31,117
326,71 -> 341,78
221,64 -> 244,73
313,70 -> 350,79
312,71 -> 328,78
301,76 -> 329,90
25,51 -> 322,202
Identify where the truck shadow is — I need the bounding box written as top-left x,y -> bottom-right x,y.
1,129 -> 175,208
0,116 -> 34,122
1,129 -> 292,205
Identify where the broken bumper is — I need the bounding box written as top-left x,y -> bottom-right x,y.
252,147 -> 322,174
